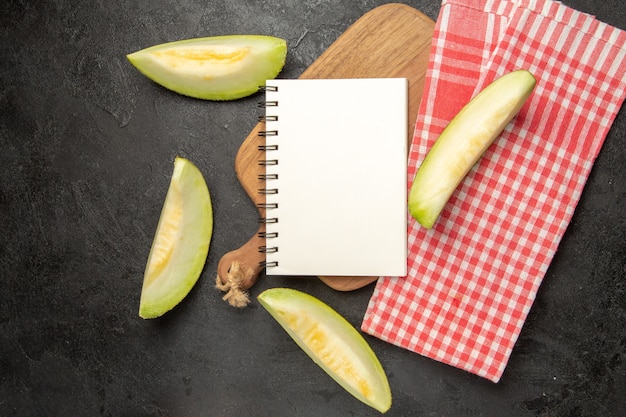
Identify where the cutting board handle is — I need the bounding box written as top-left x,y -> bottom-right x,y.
216,226 -> 265,307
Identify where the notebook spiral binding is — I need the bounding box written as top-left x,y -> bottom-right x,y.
258,85 -> 279,268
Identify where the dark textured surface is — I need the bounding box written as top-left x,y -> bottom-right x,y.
1,1 -> 624,416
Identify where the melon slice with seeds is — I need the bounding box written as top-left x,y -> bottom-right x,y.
258,288 -> 392,413
127,35 -> 287,100
139,157 -> 212,319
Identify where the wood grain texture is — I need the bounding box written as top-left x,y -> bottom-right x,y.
217,3 -> 434,292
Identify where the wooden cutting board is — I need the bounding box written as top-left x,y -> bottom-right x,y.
217,3 -> 434,293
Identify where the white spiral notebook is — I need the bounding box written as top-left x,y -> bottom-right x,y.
259,78 -> 408,277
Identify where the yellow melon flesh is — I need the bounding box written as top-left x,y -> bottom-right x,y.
258,288 -> 392,413
139,157 -> 212,319
127,35 -> 287,100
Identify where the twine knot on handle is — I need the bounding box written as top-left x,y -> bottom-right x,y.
215,261 -> 253,308
216,237 -> 265,307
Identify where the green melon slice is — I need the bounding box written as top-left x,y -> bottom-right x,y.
127,35 -> 287,100
139,157 -> 213,319
258,288 -> 392,413
409,69 -> 536,228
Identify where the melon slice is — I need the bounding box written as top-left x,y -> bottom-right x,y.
127,35 -> 287,100
258,288 -> 392,413
139,157 -> 212,319
409,69 -> 536,228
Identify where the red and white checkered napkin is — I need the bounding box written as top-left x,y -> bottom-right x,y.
362,0 -> 626,382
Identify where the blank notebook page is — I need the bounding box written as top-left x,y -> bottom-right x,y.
263,78 -> 407,277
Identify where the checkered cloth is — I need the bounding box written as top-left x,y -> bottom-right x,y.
362,0 -> 626,382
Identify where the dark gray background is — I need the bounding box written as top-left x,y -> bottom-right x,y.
1,1 -> 624,416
